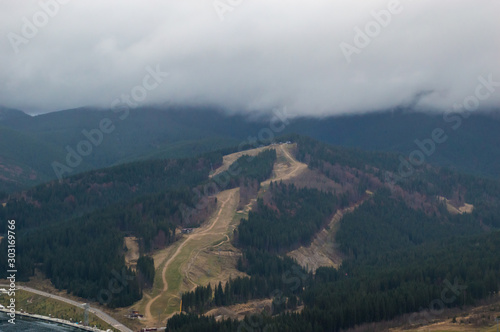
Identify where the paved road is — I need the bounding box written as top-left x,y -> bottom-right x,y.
0,284 -> 133,332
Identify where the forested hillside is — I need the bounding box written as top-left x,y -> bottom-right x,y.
168,135 -> 500,331
0,146 -> 278,307
1,106 -> 500,193
0,106 -> 257,192
0,155 -> 216,306
237,183 -> 341,253
181,183 -> 335,314
2,133 -> 499,328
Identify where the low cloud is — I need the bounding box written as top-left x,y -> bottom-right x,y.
1,0 -> 499,116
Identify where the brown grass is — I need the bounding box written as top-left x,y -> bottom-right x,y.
0,290 -> 116,331
287,201 -> 364,272
124,236 -> 140,270
437,196 -> 474,215
342,296 -> 500,332
282,168 -> 342,192
204,298 -> 273,321
210,146 -> 273,178
130,144 -> 311,327
0,272 -> 130,331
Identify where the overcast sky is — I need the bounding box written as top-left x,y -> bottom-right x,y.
1,0 -> 499,116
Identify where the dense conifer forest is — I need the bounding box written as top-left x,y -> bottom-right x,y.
0,147 -> 279,306
1,134 -> 499,325
169,136 -> 500,331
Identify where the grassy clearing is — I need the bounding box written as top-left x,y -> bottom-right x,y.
123,236 -> 139,270
148,189 -> 242,318
134,145 -> 308,326
388,300 -> 500,332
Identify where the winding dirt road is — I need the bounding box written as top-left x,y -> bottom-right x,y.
142,144 -> 307,325
144,190 -> 237,322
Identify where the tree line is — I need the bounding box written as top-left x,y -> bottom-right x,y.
167,137 -> 500,331
0,145 -> 281,307
236,182 -> 340,253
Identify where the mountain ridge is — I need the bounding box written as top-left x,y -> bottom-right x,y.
1,106 -> 499,192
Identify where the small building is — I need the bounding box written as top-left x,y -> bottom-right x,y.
181,228 -> 193,234
127,310 -> 143,319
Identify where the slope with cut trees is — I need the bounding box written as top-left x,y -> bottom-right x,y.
167,135 -> 500,332
0,152 -> 223,307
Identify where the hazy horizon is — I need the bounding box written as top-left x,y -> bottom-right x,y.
1,0 -> 499,116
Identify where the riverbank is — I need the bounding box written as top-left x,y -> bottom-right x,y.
0,308 -> 109,331
0,284 -> 131,331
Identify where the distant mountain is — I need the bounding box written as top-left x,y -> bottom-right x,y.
0,106 -> 30,121
286,109 -> 500,178
0,105 -> 499,192
0,125 -> 64,192
0,106 -> 256,192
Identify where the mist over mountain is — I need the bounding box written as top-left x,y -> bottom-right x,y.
1,105 -> 499,193
2,1 -> 500,331
2,1 -> 499,115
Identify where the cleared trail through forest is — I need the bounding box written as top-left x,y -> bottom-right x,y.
144,190 -> 236,322
142,144 -> 307,325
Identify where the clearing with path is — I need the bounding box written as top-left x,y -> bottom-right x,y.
136,144 -> 308,325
